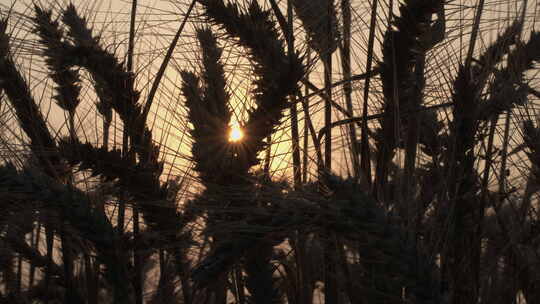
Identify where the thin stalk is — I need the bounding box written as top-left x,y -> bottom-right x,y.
62,110 -> 78,303
465,0 -> 486,67
3,228 -> 15,297
302,49 -> 310,183
117,177 -> 126,234
102,115 -> 111,150
475,117 -> 498,303
288,0 -> 301,189
264,0 -> 284,179
28,221 -> 40,288
141,0 -> 196,123
85,254 -> 98,304
389,0 -> 400,207
299,90 -> 323,172
300,46 -> 312,304
479,118 -> 497,226
127,2 -> 143,303
177,251 -> 193,304
264,136 -> 272,175
300,70 -> 379,107
60,226 -> 76,303
496,2 -> 527,213
68,112 -> 76,141
324,3 -> 337,296
133,207 -> 142,304
118,127 -> 128,235
324,54 -> 333,172
286,5 -> 302,302
323,231 -> 338,304
361,0 -> 378,189
16,252 -> 21,295
497,111 -> 512,208
341,0 -> 359,180
337,4 -> 359,303
118,0 -> 135,237
44,221 -> 54,304
259,0 -> 280,177
403,51 -> 427,251
127,0 -> 137,73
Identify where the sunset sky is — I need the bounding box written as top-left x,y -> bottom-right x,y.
0,0 -> 536,188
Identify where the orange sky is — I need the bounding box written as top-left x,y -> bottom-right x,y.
0,0 -> 537,188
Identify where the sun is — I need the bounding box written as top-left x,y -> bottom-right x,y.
229,124 -> 244,142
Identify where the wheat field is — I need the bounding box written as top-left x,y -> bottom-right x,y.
0,0 -> 539,303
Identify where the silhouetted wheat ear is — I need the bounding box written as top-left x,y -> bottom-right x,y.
36,7 -> 196,296
0,18 -> 64,177
291,0 -> 339,57
187,3 -> 306,302
61,3 -> 113,138
33,6 -> 81,114
479,31 -> 540,120
373,0 -> 444,201
378,0 -> 444,144
60,5 -> 146,147
197,28 -> 231,122
198,0 -> 305,172
181,27 -> 236,186
475,19 -> 522,73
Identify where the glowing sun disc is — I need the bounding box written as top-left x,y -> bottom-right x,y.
229,125 -> 244,142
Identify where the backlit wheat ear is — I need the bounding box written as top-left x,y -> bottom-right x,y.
449,64 -> 482,166
198,0 -> 305,172
479,31 -> 540,120
51,6 -> 195,296
59,4 -> 166,171
475,19 -> 522,75
197,28 -> 231,123
436,19 -> 530,299
181,70 -> 226,184
52,3 -> 164,190
62,4 -> 99,46
378,0 -> 444,137
0,18 -> 63,177
193,2 -> 304,302
182,28 -> 234,185
374,0 -> 443,194
61,3 -> 113,145
56,3 -> 163,180
33,6 -> 81,115
291,0 -> 338,57
61,3 -> 140,126
444,62 -> 485,304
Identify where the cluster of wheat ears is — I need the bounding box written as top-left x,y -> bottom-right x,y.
0,0 -> 539,303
